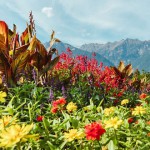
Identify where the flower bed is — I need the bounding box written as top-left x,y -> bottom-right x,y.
0,14 -> 150,149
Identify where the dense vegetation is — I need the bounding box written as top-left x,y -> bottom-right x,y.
0,13 -> 150,150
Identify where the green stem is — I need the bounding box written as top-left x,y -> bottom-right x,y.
17,142 -> 21,150
114,129 -> 118,147
97,140 -> 102,150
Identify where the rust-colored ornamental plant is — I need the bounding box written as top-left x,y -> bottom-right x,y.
0,13 -> 60,87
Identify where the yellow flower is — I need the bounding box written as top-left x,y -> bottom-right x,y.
9,50 -> 13,56
66,102 -> 77,112
104,117 -> 122,129
104,107 -> 115,116
64,129 -> 84,142
0,116 -> 17,130
0,123 -> 34,148
132,106 -> 146,116
75,130 -> 85,139
121,99 -> 129,105
102,146 -> 108,150
64,129 -> 78,142
0,91 -> 7,103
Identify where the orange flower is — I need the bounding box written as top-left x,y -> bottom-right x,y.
135,120 -> 139,124
146,121 -> 150,125
147,133 -> 150,137
51,107 -> 58,114
139,93 -> 147,99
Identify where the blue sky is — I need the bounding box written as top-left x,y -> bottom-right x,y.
1,0 -> 150,46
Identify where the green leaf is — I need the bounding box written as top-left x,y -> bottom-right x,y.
60,141 -> 67,150
108,140 -> 115,150
47,141 -> 56,150
70,118 -> 79,128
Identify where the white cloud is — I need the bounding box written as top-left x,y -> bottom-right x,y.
41,7 -> 53,18
2,0 -> 150,45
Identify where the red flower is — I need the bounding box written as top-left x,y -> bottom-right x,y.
128,118 -> 134,124
85,122 -> 106,140
52,97 -> 66,107
36,116 -> 44,122
117,92 -> 123,97
58,97 -> 66,105
51,107 -> 58,114
114,99 -> 119,105
139,93 -> 147,99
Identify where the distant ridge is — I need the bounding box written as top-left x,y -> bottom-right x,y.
44,42 -> 114,67
80,38 -> 150,71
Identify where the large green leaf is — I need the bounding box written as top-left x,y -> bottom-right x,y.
11,51 -> 29,76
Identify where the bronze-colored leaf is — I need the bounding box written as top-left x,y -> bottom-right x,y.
51,30 -> 55,40
11,51 -> 29,76
0,21 -> 9,51
36,39 -> 47,58
14,43 -> 30,58
0,50 -> 10,74
118,61 -> 125,72
28,35 -> 36,51
40,56 -> 59,75
113,67 -> 122,77
122,64 -> 133,77
55,38 -> 61,42
20,25 -> 31,45
50,39 -> 55,49
29,51 -> 43,70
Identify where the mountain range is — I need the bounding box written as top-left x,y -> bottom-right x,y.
45,38 -> 150,71
44,42 -> 113,66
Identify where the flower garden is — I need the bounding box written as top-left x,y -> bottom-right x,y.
0,14 -> 150,149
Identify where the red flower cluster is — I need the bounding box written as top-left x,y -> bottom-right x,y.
54,49 -> 123,91
85,122 -> 106,140
36,116 -> 44,122
51,97 -> 66,114
139,93 -> 147,100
